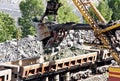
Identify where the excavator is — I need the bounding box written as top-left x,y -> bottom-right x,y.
32,0 -> 120,81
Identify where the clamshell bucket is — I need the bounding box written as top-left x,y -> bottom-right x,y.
33,22 -> 51,41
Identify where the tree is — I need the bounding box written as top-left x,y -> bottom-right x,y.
108,0 -> 120,20
57,0 -> 80,23
97,0 -> 113,22
0,12 -> 17,42
19,0 -> 81,37
89,0 -> 113,22
19,0 -> 44,37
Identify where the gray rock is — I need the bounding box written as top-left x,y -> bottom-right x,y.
0,35 -> 44,63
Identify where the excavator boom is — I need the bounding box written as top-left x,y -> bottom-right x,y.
73,0 -> 120,65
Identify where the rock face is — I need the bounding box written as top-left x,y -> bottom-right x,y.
0,35 -> 43,63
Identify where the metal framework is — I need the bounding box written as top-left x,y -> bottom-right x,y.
72,0 -> 120,64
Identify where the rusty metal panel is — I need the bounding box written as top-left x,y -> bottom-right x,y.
21,64 -> 42,78
108,66 -> 120,81
6,57 -> 43,66
36,23 -> 51,41
0,64 -> 20,81
0,69 -> 11,81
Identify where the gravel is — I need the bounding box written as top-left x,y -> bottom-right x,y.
0,24 -> 119,63
0,35 -> 44,63
0,30 -> 95,63
80,73 -> 108,81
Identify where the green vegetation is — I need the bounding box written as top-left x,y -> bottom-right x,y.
97,0 -> 113,22
0,12 -> 17,42
19,0 -> 80,37
108,0 -> 120,20
19,0 -> 44,37
0,0 -> 119,42
0,0 -> 119,43
89,0 -> 120,22
89,0 -> 113,22
18,0 -> 119,37
57,0 -> 80,23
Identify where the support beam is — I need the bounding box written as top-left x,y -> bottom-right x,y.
65,72 -> 70,81
43,77 -> 49,81
54,74 -> 59,81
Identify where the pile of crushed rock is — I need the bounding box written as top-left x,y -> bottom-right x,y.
0,35 -> 43,63
80,73 -> 108,81
0,30 -> 95,63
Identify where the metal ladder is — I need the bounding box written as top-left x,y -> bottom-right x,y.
72,0 -> 109,46
72,0 -> 120,65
